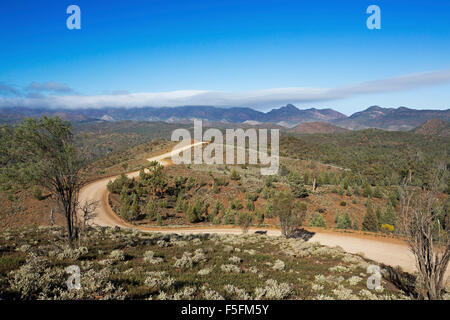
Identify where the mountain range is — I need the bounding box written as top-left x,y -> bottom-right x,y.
331,106 -> 450,131
0,104 -> 449,132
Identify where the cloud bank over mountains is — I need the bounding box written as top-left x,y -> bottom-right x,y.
1,70 -> 450,111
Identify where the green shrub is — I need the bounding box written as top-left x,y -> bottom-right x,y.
381,204 -> 397,226
212,215 -> 222,225
335,211 -> 352,229
262,185 -> 271,199
214,176 -> 229,186
129,193 -> 140,220
270,191 -> 307,237
160,199 -> 168,208
231,199 -> 243,210
245,192 -> 259,202
373,186 -> 383,198
362,200 -> 379,231
362,183 -> 373,198
174,176 -> 188,192
223,210 -> 236,225
185,177 -> 195,190
256,210 -> 264,225
308,213 -> 326,228
245,199 -> 255,211
288,171 -> 308,198
32,186 -> 43,200
175,194 -> 183,212
264,176 -> 277,187
389,191 -> 399,207
237,212 -> 253,233
212,201 -> 224,215
119,186 -> 129,205
230,170 -> 241,181
107,173 -> 131,194
186,198 -> 206,223
264,201 -> 273,218
146,199 -> 157,221
120,202 -> 130,220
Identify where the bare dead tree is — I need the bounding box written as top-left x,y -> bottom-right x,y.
79,200 -> 99,230
399,168 -> 449,300
76,200 -> 98,246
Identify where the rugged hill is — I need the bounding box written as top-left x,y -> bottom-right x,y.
0,105 -> 346,126
332,106 -> 450,131
412,118 -> 450,137
261,104 -> 346,127
288,121 -> 349,134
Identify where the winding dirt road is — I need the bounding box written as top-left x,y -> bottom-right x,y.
79,142 -> 448,279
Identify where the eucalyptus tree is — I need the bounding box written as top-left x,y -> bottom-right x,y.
1,117 -> 86,247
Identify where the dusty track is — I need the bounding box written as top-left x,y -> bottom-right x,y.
79,142 -> 449,279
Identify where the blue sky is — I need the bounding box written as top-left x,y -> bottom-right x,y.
0,0 -> 449,114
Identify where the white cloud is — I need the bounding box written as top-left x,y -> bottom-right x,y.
1,70 -> 450,110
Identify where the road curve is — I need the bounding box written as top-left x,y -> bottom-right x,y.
79,141 -> 206,227
79,142 -> 448,279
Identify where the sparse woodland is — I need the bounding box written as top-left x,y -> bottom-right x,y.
0,117 -> 449,300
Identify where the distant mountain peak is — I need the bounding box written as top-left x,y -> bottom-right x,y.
273,104 -> 300,112
284,104 -> 299,110
366,105 -> 384,111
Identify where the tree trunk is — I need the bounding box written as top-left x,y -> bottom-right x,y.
66,212 -> 74,248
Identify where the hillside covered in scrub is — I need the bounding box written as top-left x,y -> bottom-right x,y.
1,117 -> 448,301
106,158 -> 401,233
2,122 -> 448,235
0,225 -> 435,300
